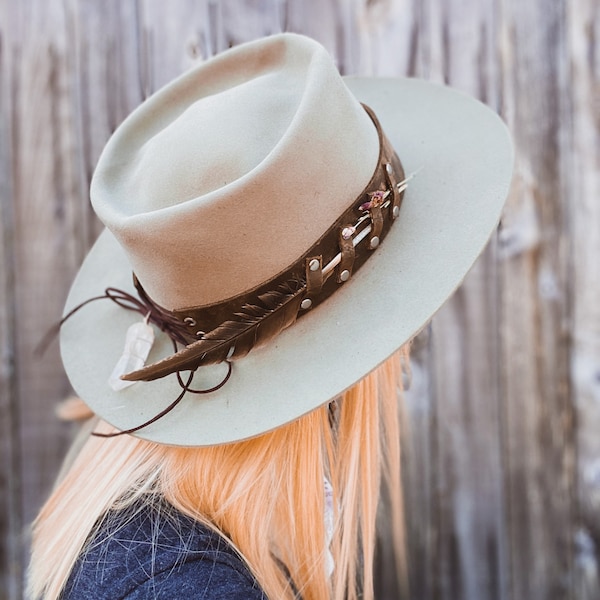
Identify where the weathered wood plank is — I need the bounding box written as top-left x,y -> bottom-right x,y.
568,1 -> 600,598
354,0 -> 420,77
499,0 -> 575,598
138,0 -> 213,91
9,0 -> 88,532
0,3 -> 23,597
65,0 -> 144,211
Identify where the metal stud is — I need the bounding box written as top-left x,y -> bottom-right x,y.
196,330 -> 205,338
386,162 -> 393,175
370,236 -> 380,249
392,205 -> 400,218
309,258 -> 320,272
340,269 -> 350,282
301,298 -> 313,310
184,317 -> 197,327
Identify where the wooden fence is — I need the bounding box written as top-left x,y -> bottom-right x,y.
0,1 -> 598,598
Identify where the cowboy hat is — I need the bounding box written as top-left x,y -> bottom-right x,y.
60,33 -> 513,445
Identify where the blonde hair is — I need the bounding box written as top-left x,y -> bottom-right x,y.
28,349 -> 408,600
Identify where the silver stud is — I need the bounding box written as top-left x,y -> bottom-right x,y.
370,236 -> 380,249
340,269 -> 350,282
392,205 -> 400,218
386,163 -> 393,175
301,298 -> 313,310
184,317 -> 196,327
309,258 -> 320,271
226,346 -> 235,359
196,330 -> 205,338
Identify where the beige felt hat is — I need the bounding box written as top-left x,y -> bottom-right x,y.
60,33 -> 513,446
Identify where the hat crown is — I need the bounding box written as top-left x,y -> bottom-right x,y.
134,75 -> 302,210
91,34 -> 380,310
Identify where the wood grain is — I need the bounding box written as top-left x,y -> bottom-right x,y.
568,1 -> 600,598
0,3 -> 22,597
0,1 -> 597,598
500,1 -> 576,599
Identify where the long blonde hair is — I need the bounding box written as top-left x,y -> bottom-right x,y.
28,348 -> 408,600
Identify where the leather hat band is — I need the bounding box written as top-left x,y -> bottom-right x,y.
122,105 -> 406,383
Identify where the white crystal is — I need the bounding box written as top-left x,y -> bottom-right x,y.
108,320 -> 155,391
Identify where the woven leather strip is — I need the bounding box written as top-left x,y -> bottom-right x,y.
337,228 -> 355,283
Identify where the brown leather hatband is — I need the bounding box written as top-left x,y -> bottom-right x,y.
124,105 -> 406,382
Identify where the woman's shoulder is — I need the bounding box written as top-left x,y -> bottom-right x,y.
61,500 -> 267,599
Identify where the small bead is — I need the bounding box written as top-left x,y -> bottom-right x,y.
386,163 -> 393,175
367,190 -> 390,208
340,269 -> 350,282
392,205 -> 400,218
309,259 -> 320,271
184,317 -> 196,326
370,236 -> 380,249
342,226 -> 356,239
301,298 -> 312,310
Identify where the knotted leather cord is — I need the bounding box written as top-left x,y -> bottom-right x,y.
35,286 -> 192,356
38,286 -> 233,438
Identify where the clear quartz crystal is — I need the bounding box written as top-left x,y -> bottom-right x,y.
108,319 -> 155,391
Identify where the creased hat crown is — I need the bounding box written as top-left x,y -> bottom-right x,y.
91,33 -> 380,310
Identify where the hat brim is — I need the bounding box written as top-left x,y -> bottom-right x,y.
60,77 -> 513,446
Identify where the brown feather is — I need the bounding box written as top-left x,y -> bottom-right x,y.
121,281 -> 305,382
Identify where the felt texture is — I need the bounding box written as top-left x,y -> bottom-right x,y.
60,34 -> 513,446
